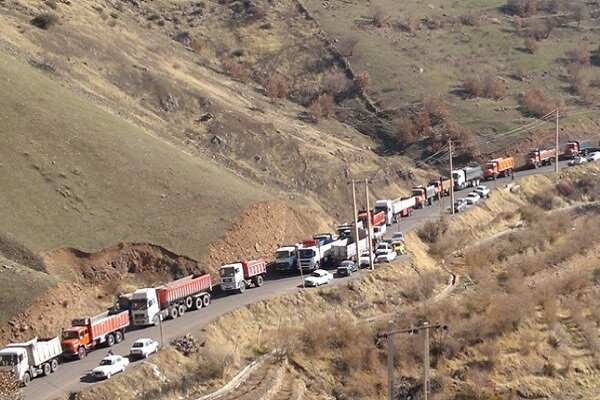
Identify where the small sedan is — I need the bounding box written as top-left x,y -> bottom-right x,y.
91,355 -> 129,380
358,252 -> 375,268
390,232 -> 405,243
304,269 -> 334,287
375,249 -> 398,263
587,152 -> 600,162
453,199 -> 467,213
130,338 -> 159,359
464,192 -> 481,205
475,185 -> 490,198
568,156 -> 588,166
337,260 -> 358,277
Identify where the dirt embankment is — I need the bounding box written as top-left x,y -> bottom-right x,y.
0,201 -> 324,345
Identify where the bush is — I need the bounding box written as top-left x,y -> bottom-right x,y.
567,43 -> 590,65
463,72 -> 506,100
309,93 -> 335,119
531,191 -> 559,210
221,58 -> 250,83
30,12 -> 58,29
417,217 -> 449,243
506,0 -> 539,17
353,72 -> 371,95
263,74 -> 290,99
520,87 -> 561,117
460,13 -> 480,27
524,37 -> 540,54
423,96 -> 450,124
525,19 -> 551,41
396,118 -> 417,145
555,181 -> 576,198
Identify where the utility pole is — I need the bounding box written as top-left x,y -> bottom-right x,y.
555,109 -> 560,173
377,322 -> 449,400
296,247 -> 305,288
351,180 -> 361,264
449,140 -> 455,215
365,178 -> 374,270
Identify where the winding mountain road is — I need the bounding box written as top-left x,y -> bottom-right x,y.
24,161 -> 570,400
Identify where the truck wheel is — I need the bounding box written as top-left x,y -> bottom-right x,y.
42,362 -> 51,376
185,296 -> 193,310
194,296 -> 203,310
22,372 -> 31,387
51,359 -> 58,373
107,334 -> 115,347
202,294 -> 211,307
78,346 -> 87,359
255,275 -> 264,287
170,306 -> 179,319
115,331 -> 123,343
177,304 -> 186,317
239,280 -> 246,293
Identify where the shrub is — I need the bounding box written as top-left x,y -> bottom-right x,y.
567,43 -> 590,65
309,93 -> 335,119
353,72 -> 371,95
30,12 -> 58,29
221,58 -> 250,83
463,72 -> 506,100
555,181 -> 576,198
520,87 -> 560,117
460,13 -> 480,27
514,65 -> 529,81
423,96 -> 450,124
263,74 -> 290,99
323,72 -> 350,97
413,110 -> 431,132
531,191 -> 559,210
396,118 -> 417,145
506,0 -> 539,17
525,19 -> 551,41
417,217 -> 449,243
524,37 -> 540,54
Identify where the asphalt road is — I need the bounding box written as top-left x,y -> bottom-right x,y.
24,160 -> 570,400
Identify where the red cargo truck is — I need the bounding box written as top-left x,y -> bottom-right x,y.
130,274 -> 213,326
220,260 -> 267,293
357,210 -> 385,227
483,156 -> 515,180
61,310 -> 129,359
527,148 -> 556,168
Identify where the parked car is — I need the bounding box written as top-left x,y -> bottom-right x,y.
390,232 -> 405,243
587,152 -> 600,162
475,185 -> 490,198
464,192 -> 481,205
358,252 -> 375,268
129,338 -> 159,359
90,355 -> 129,380
568,156 -> 588,166
304,269 -> 334,287
337,260 -> 358,277
375,249 -> 398,263
453,199 -> 468,213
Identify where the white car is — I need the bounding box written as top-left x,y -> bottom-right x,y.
304,269 -> 334,287
91,355 -> 129,380
358,252 -> 375,268
475,185 -> 490,198
568,156 -> 588,166
464,192 -> 481,205
390,232 -> 405,243
587,152 -> 600,162
375,249 -> 398,263
130,338 -> 159,359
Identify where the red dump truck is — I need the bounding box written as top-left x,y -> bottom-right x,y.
220,260 -> 267,293
61,310 -> 129,359
483,156 -> 515,180
564,140 -> 592,158
358,210 -> 386,227
527,148 -> 556,168
130,273 -> 213,326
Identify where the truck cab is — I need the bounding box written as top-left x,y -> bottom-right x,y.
0,347 -> 27,383
274,245 -> 298,273
61,326 -> 91,357
374,200 -> 392,225
130,289 -> 160,326
298,243 -> 325,271
220,262 -> 246,291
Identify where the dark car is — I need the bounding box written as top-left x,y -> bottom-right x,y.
453,199 -> 467,213
337,260 -> 358,276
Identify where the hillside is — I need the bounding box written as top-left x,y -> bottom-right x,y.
72,164 -> 600,400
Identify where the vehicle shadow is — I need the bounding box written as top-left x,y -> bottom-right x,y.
79,374 -> 98,384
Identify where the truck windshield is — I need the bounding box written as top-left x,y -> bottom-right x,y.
62,330 -> 78,340
299,249 -> 315,258
566,143 -> 576,149
0,354 -> 18,366
131,299 -> 148,311
485,163 -> 495,169
220,267 -> 236,277
452,172 -> 459,180
374,206 -> 387,214
276,250 -> 291,259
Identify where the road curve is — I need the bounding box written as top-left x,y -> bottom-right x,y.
24,160 -> 570,400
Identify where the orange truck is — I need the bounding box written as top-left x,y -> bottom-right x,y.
483,156 -> 515,180
429,177 -> 452,198
61,310 -> 129,359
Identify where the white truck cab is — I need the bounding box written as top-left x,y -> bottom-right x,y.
220,262 -> 245,291
0,337 -> 62,385
131,289 -> 160,326
0,347 -> 27,382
